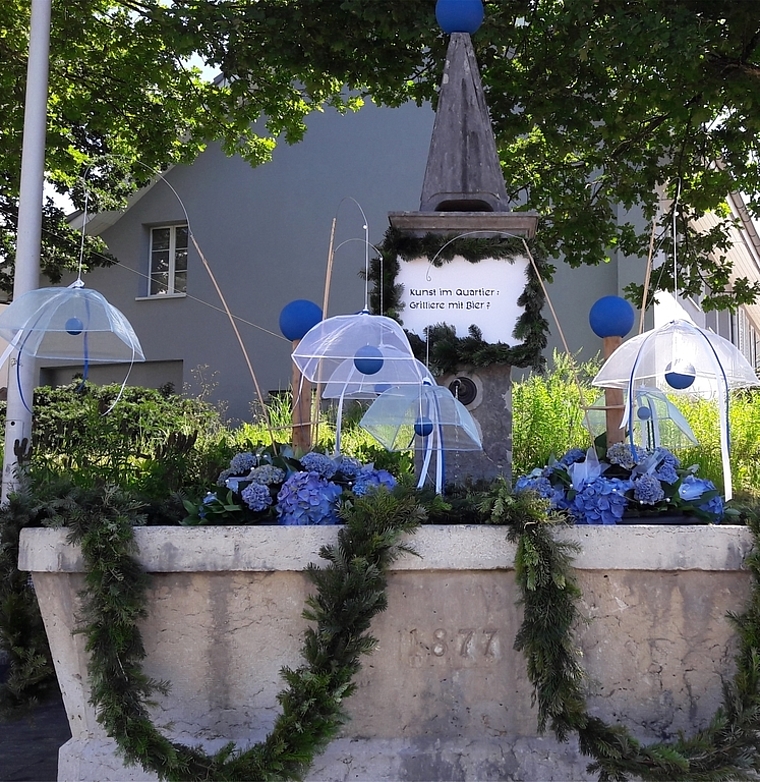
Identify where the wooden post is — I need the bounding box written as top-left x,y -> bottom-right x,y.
603,336 -> 625,445
291,339 -> 312,452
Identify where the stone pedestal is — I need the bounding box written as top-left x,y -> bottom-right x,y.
19,524 -> 753,782
439,363 -> 512,485
388,210 -> 536,488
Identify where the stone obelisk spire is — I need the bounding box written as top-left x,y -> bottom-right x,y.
419,32 -> 510,214
388,0 -> 539,485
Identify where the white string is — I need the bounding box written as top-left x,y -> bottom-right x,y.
107,259 -> 287,340
334,197 -> 371,311
76,187 -> 89,285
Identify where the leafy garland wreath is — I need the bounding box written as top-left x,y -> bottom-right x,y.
70,486 -> 760,781
368,227 -> 551,374
70,487 -> 424,781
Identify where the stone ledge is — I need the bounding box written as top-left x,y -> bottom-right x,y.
19,524 -> 753,574
58,735 -> 594,782
388,211 -> 539,238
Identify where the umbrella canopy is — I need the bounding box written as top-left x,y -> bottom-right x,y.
0,286 -> 145,362
321,349 -> 434,400
592,319 -> 759,499
360,379 -> 482,493
292,310 -> 415,383
592,319 -> 758,394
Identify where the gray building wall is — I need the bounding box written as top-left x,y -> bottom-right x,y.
57,100 -> 651,421
70,100 -> 436,421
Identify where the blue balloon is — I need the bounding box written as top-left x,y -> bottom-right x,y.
354,345 -> 384,375
588,296 -> 635,338
636,406 -> 652,420
65,317 -> 84,336
435,0 -> 484,34
665,362 -> 696,390
279,299 -> 322,341
414,416 -> 434,437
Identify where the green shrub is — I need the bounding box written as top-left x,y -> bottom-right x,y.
14,382 -> 235,498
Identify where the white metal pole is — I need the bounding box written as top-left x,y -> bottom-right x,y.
2,0 -> 52,501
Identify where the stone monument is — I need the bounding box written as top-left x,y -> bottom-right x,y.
387,5 -> 539,486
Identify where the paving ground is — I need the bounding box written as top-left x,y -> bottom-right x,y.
0,695 -> 70,782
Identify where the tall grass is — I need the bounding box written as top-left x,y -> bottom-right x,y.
240,392 -> 412,474
676,391 -> 760,500
512,351 -> 600,476
512,356 -> 760,501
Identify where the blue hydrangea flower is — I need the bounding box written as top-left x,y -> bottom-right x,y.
515,475 -> 568,510
334,455 -> 362,479
277,471 -> 342,525
679,475 -> 724,520
199,492 -> 217,519
656,448 -> 681,469
606,443 -> 644,470
229,452 -> 258,475
241,482 -> 273,512
651,449 -> 680,483
353,467 -> 397,496
633,474 -> 665,505
559,448 -> 586,467
700,493 -> 724,520
300,452 -> 338,479
216,468 -> 234,487
655,462 -> 679,484
515,475 -> 553,498
678,475 -> 715,502
570,477 -> 630,525
249,465 -> 285,485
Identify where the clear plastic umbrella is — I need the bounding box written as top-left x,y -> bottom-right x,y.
322,349 -> 434,400
0,285 -> 145,363
291,309 -> 418,453
592,319 -> 759,499
0,284 -> 145,412
360,379 -> 482,493
322,348 -> 436,453
292,310 -> 415,383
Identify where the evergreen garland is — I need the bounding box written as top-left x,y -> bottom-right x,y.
65,485 -> 424,782
368,226 -> 551,374
488,479 -> 760,782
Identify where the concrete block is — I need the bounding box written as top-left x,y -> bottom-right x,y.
20,524 -> 753,781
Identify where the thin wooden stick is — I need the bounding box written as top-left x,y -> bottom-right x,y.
639,217 -> 658,334
322,217 -> 337,319
192,234 -> 277,450
313,217 -> 337,446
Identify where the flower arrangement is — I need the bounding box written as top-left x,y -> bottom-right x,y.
183,445 -> 397,526
514,443 -> 728,524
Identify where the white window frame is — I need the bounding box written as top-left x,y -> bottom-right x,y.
148,224 -> 188,297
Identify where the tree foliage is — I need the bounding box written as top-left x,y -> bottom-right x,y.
2,0 -> 759,308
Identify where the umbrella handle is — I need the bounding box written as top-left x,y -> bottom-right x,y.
418,435 -> 433,490
434,393 -> 445,495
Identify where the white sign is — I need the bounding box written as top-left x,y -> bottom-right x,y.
396,255 -> 529,344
